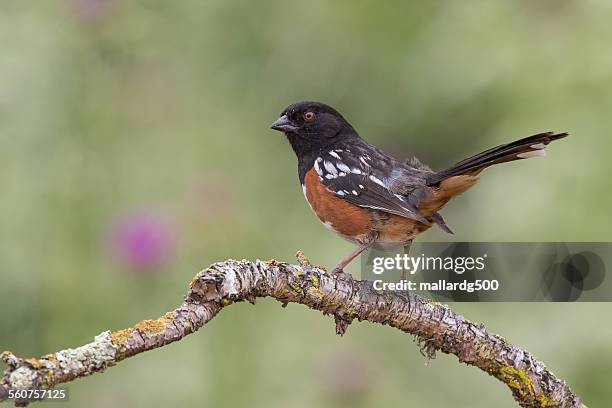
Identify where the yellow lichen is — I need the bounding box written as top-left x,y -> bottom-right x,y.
276,288 -> 290,297
111,328 -> 133,347
295,250 -> 311,266
500,366 -> 534,399
311,275 -> 319,288
184,320 -> 193,334
537,393 -> 552,407
134,318 -> 167,334
24,358 -> 43,369
289,282 -> 303,294
189,275 -> 200,288
306,286 -> 324,302
38,367 -> 56,388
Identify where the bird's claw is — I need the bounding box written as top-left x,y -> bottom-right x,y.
330,266 -> 343,275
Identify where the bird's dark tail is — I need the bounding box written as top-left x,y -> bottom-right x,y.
426,132 -> 568,186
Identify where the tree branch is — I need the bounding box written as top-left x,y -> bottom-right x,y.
1,253 -> 586,407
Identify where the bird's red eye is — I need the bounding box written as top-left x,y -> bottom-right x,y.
304,112 -> 315,121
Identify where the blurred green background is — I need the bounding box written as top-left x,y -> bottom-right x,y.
1,1 -> 611,406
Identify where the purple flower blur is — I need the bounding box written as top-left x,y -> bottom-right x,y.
108,210 -> 176,271
72,0 -> 117,23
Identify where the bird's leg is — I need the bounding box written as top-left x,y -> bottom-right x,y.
331,231 -> 378,275
401,240 -> 413,280
330,245 -> 370,275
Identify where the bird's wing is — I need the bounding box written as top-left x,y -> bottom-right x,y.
313,148 -> 429,223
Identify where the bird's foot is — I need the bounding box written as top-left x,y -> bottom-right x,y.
330,266 -> 344,275
330,266 -> 353,281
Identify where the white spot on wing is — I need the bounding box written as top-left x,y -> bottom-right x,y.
314,158 -> 323,175
362,204 -> 417,218
329,151 -> 341,159
362,204 -> 390,212
359,157 -> 369,166
352,190 -> 358,195
325,174 -> 337,179
369,175 -> 386,188
518,150 -> 546,159
530,143 -> 546,149
336,162 -> 350,172
336,190 -> 346,196
351,168 -> 362,175
324,160 -> 338,175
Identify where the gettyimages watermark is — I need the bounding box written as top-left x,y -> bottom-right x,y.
361,243 -> 610,301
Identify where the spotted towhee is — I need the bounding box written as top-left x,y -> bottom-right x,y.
271,101 -> 567,274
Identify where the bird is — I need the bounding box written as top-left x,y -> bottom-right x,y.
270,101 -> 568,275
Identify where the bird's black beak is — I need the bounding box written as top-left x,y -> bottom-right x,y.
270,115 -> 298,132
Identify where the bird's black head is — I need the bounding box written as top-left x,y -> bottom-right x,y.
271,101 -> 356,157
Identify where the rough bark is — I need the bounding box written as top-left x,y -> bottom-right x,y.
1,253 -> 586,407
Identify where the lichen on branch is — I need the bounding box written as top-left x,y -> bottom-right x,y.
1,253 -> 586,408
